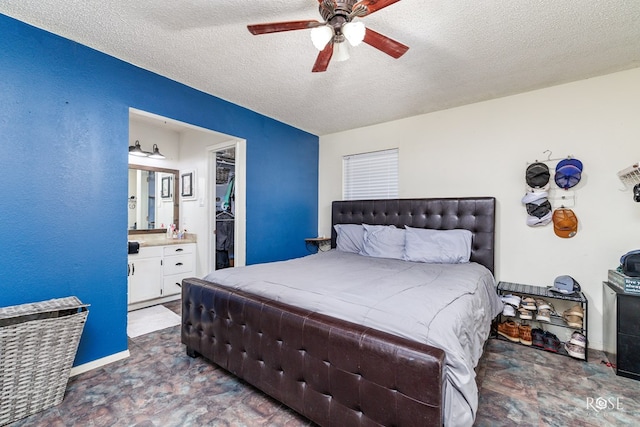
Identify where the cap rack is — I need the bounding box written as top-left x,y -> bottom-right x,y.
548,189 -> 575,208
617,163 -> 640,190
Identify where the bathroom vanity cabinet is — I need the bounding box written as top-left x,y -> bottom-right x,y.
128,246 -> 163,306
127,242 -> 196,310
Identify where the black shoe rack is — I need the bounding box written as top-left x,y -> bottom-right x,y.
495,281 -> 588,361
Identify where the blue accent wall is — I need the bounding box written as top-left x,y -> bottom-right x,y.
0,14 -> 319,366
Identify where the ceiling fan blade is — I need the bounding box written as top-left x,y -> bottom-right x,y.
312,43 -> 334,73
363,27 -> 409,58
247,20 -> 323,35
353,0 -> 401,16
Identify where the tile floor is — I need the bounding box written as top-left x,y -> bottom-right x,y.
9,301 -> 640,426
475,338 -> 640,426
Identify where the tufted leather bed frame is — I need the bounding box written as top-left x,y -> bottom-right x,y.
181,197 -> 495,426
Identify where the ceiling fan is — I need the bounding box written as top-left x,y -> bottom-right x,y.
247,0 -> 409,72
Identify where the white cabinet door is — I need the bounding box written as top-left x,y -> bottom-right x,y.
163,274 -> 184,297
128,247 -> 163,304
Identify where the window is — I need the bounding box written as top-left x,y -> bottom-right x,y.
343,148 -> 399,200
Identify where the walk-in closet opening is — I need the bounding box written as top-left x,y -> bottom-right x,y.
214,147 -> 236,270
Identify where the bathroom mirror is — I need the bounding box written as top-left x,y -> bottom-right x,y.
128,165 -> 179,234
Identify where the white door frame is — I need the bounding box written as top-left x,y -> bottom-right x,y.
207,139 -> 246,272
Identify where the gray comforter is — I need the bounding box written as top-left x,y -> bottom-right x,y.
203,250 -> 503,427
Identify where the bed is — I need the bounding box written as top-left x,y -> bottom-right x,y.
181,197 -> 502,426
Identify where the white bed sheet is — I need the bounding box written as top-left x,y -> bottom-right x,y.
203,250 -> 503,427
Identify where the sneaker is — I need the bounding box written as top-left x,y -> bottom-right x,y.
521,297 -> 537,310
565,342 -> 586,360
535,298 -> 551,311
565,304 -> 584,318
519,324 -> 532,346
517,306 -> 533,320
536,301 -> 557,322
502,304 -> 516,317
563,313 -> 583,328
501,294 -> 521,307
536,308 -> 551,323
569,331 -> 587,348
531,328 -> 545,348
497,320 -> 520,342
543,331 -> 561,352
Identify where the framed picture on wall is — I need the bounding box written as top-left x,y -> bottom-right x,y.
161,176 -> 172,199
181,170 -> 196,200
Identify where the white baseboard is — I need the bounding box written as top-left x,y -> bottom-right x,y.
588,340 -> 603,352
69,350 -> 130,377
128,294 -> 180,312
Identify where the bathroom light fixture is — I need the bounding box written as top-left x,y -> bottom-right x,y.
128,140 -> 148,157
128,140 -> 165,159
148,144 -> 165,159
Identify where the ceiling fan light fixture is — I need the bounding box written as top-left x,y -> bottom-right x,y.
342,21 -> 365,46
248,1 -> 408,72
310,25 -> 334,50
333,41 -> 350,62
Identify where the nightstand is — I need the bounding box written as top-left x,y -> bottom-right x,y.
305,237 -> 331,253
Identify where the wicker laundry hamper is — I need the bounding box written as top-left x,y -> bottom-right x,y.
0,297 -> 89,426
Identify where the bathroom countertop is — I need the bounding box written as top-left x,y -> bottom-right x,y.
130,233 -> 197,247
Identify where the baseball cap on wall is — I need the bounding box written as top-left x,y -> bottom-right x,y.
555,158 -> 583,189
526,162 -> 550,189
552,208 -> 578,238
526,199 -> 552,219
549,275 -> 581,295
521,191 -> 548,204
526,182 -> 550,192
526,211 -> 552,227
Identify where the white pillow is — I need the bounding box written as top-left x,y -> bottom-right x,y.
360,224 -> 405,260
404,226 -> 472,264
333,224 -> 365,254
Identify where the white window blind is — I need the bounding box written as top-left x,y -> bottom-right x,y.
343,148 -> 399,200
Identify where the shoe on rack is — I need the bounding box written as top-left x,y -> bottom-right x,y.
563,313 -> 583,328
536,308 -> 551,323
531,328 -> 545,348
521,297 -> 537,311
565,304 -> 584,318
565,342 -> 586,360
569,331 -> 587,348
519,324 -> 532,346
501,294 -> 521,307
543,331 -> 561,353
497,320 -> 521,342
502,304 -> 516,317
536,301 -> 557,323
517,306 -> 533,320
535,298 -> 551,311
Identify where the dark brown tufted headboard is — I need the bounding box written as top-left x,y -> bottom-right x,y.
331,197 -> 496,274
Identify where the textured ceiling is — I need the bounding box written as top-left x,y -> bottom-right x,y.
2,0 -> 639,135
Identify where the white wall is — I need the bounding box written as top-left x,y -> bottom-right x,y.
319,67 -> 640,351
128,117 -> 232,278
128,121 -> 182,231
178,129 -> 236,277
